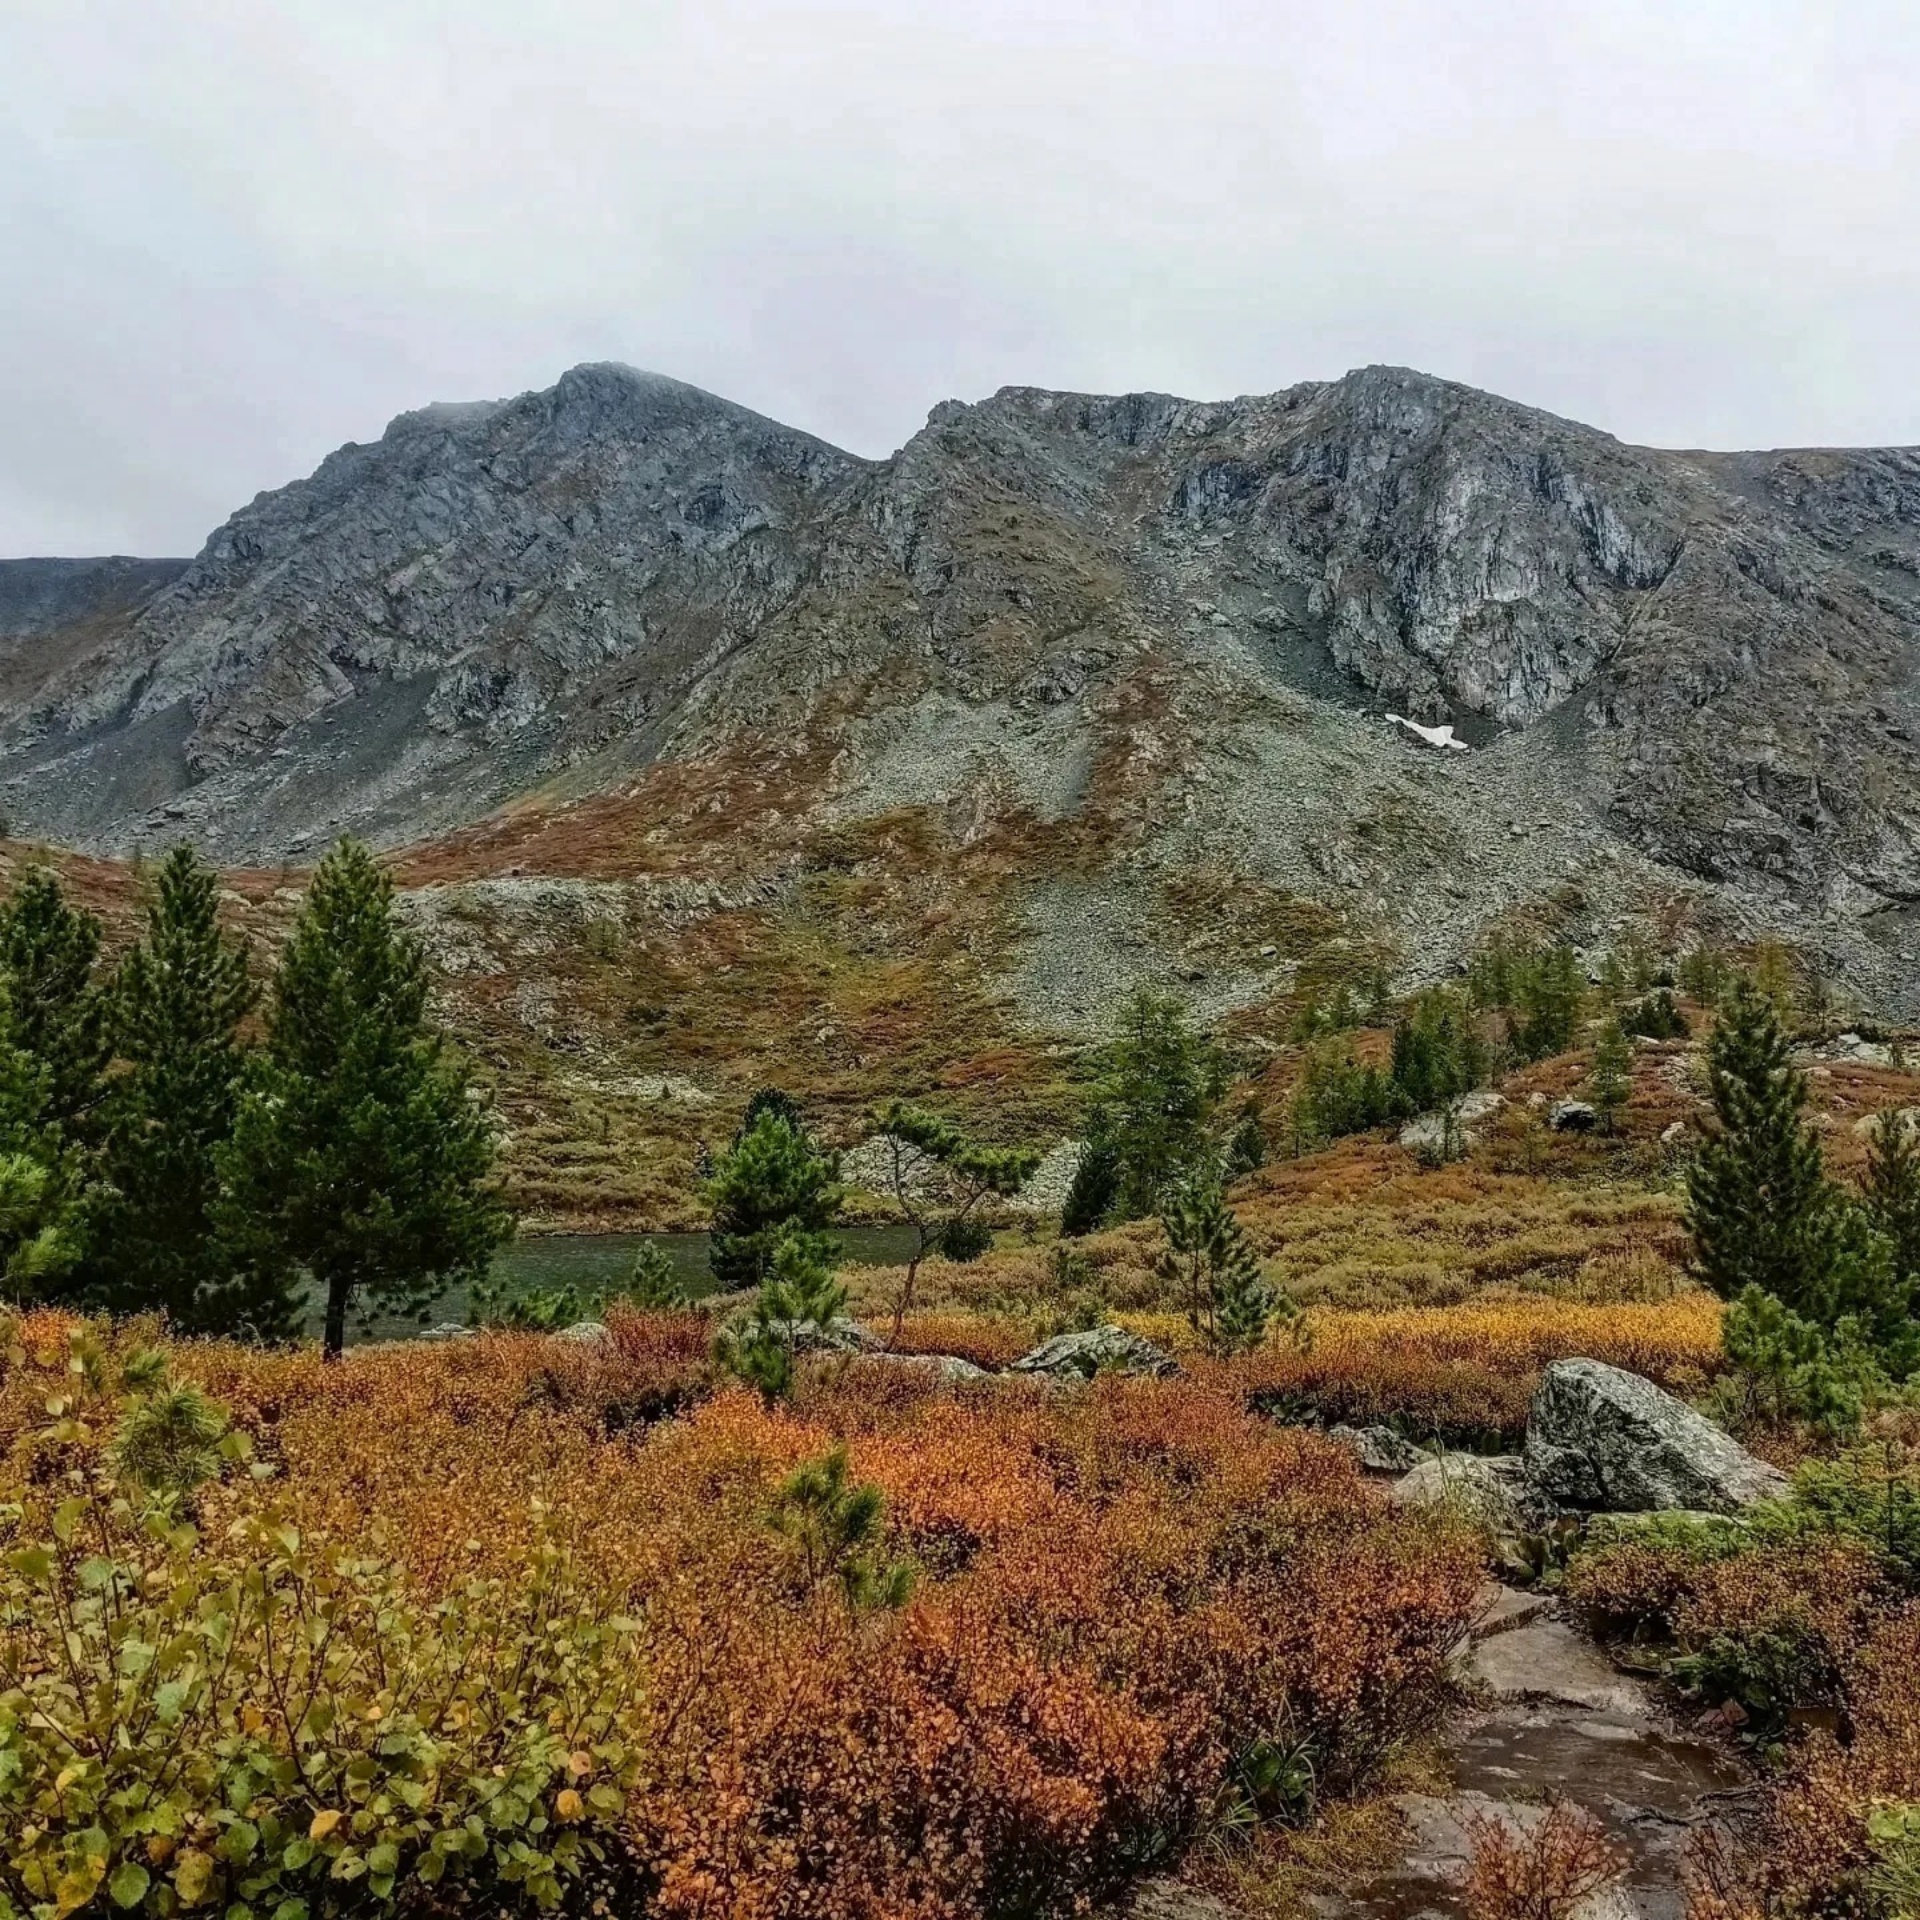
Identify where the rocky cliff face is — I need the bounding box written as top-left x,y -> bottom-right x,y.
7,362 -> 1920,1010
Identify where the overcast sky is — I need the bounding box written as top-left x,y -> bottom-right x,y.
4,0 -> 1917,555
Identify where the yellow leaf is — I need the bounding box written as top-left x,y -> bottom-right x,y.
172,1848 -> 215,1908
145,1836 -> 175,1867
52,1857 -> 104,1918
308,1810 -> 344,1843
566,1750 -> 594,1779
554,1790 -> 584,1823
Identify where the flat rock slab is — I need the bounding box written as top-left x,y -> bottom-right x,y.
1470,1583 -> 1552,1640
1122,1882 -> 1241,1920
1468,1619 -> 1650,1717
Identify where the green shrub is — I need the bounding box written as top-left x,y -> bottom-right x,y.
1621,989 -> 1688,1040
0,1336 -> 644,1920
935,1215 -> 994,1262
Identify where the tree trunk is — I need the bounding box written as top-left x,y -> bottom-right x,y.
323,1273 -> 350,1360
888,1224 -> 930,1351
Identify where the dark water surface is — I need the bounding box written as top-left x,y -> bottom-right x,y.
305,1225 -> 922,1346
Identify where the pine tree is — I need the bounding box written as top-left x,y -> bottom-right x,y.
220,840 -> 511,1355
90,847 -> 260,1331
1586,1018 -> 1632,1134
1864,1110 -> 1920,1294
1511,945 -> 1584,1061
1687,975 -> 1839,1314
0,985 -> 86,1301
715,1228 -> 849,1402
1390,989 -> 1483,1114
0,868 -> 108,1139
706,1102 -> 841,1292
1158,1165 -> 1289,1355
1059,1129 -> 1120,1237
1101,988 -> 1225,1219
868,1101 -> 1038,1344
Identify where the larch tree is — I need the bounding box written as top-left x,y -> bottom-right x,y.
220,839 -> 510,1356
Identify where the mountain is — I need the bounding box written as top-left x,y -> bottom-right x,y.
8,362 -> 1920,1029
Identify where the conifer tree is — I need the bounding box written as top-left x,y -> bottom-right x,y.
1511,945 -> 1584,1061
0,985 -> 86,1301
1864,1109 -> 1920,1294
90,847 -> 260,1331
0,868 -> 108,1140
220,839 -> 510,1355
1100,988 -> 1225,1219
1389,989 -> 1482,1114
868,1100 -> 1038,1344
1586,1018 -> 1632,1134
706,1101 -> 841,1292
1059,1129 -> 1120,1237
1158,1164 -> 1288,1355
1687,975 -> 1838,1313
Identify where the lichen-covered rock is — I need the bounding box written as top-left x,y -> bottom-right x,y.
554,1319 -> 610,1344
855,1351 -> 994,1385
1398,1088 -> 1506,1157
717,1313 -> 877,1358
1009,1325 -> 1177,1381
1549,1099 -> 1598,1132
1523,1358 -> 1788,1513
1327,1423 -> 1430,1473
1391,1453 -> 1557,1532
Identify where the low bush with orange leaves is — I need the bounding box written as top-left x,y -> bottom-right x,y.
0,1308 -> 1482,1920
1463,1801 -> 1625,1920
1689,1604 -> 1920,1920
1228,1298 -> 1724,1446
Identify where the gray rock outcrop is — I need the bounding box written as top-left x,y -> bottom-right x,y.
1327,1423 -> 1430,1472
1009,1325 -> 1177,1380
1523,1358 -> 1788,1513
1399,1088 -> 1507,1157
1391,1453 -> 1559,1532
9,365 -> 1920,1015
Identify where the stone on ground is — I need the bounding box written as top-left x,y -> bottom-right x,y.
1327,1423 -> 1430,1472
1391,1452 -> 1558,1531
1009,1325 -> 1177,1380
1468,1617 -> 1650,1717
854,1350 -> 994,1384
1524,1358 -> 1788,1513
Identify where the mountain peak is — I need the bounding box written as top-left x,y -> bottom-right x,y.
5,366 -> 1920,1012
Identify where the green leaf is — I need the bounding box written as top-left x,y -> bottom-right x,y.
6,1545 -> 52,1581
364,1845 -> 397,1878
108,1863 -> 150,1909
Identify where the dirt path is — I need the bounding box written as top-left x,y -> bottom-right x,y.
1133,1586 -> 1749,1920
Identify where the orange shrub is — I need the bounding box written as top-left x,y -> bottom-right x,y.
1690,1604 -> 1920,1920
1229,1299 -> 1724,1443
2,1312 -> 1484,1920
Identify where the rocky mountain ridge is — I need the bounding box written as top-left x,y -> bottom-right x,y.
8,361 -> 1920,1015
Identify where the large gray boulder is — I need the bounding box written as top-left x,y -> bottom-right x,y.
1523,1358 -> 1788,1513
1009,1325 -> 1177,1381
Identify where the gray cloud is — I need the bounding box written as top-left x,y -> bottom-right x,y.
4,0 -> 1917,553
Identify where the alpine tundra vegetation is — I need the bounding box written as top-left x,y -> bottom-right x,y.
4,364 -> 1920,1919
